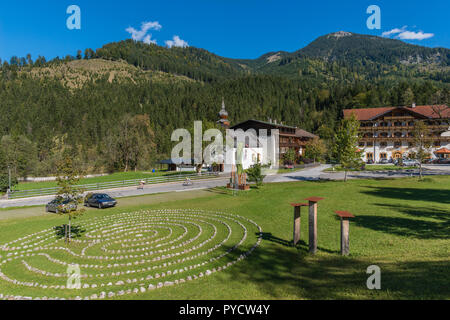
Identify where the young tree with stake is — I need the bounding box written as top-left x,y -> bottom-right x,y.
412,120 -> 432,180
55,156 -> 86,244
333,113 -> 363,182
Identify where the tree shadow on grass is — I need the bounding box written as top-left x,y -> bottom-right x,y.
258,232 -> 341,254
353,204 -> 449,239
375,203 -> 450,222
361,186 -> 450,204
220,241 -> 450,299
353,216 -> 449,239
259,232 -> 293,247
54,225 -> 86,240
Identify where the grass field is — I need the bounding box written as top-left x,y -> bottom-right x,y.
0,176 -> 449,300
325,165 -> 417,172
14,170 -> 196,191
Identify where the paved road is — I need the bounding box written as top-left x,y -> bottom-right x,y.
422,164 -> 450,172
264,165 -> 331,182
266,163 -> 450,182
0,177 -> 229,209
1,164 -> 449,209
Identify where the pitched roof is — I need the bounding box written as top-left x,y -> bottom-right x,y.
435,148 -> 450,154
230,119 -> 317,139
410,105 -> 450,118
295,128 -> 318,139
343,105 -> 450,121
231,119 -> 298,130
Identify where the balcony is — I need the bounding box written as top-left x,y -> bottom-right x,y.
359,123 -> 449,131
358,136 -> 450,143
383,116 -> 414,120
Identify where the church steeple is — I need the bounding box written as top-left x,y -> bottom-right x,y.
217,98 -> 230,128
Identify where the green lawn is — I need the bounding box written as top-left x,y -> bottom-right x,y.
326,165 -> 417,172
0,176 -> 449,300
14,170 -> 196,191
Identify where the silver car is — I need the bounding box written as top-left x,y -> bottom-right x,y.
46,198 -> 78,213
402,159 -> 420,167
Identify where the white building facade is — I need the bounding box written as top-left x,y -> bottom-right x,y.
344,105 -> 450,162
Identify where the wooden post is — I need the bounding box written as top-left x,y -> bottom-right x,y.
290,203 -> 308,246
305,197 -> 324,254
335,211 -> 355,256
341,219 -> 349,255
294,206 -> 300,245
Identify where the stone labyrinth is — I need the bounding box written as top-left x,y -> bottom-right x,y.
0,209 -> 262,300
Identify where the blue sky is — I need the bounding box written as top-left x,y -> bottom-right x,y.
0,0 -> 448,62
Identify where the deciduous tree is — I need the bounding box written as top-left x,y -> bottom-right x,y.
333,114 -> 362,182
305,138 -> 326,164
412,120 -> 432,180
55,156 -> 86,244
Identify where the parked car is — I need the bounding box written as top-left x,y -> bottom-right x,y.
366,159 -> 374,164
433,158 -> 450,164
402,159 -> 420,167
84,193 -> 117,209
46,198 -> 77,213
379,159 -> 389,164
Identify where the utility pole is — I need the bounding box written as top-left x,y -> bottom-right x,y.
8,166 -> 11,190
7,165 -> 11,199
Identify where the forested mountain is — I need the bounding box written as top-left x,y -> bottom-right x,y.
296,31 -> 449,65
245,32 -> 449,81
0,31 -> 449,180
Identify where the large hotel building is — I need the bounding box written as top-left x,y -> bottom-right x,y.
343,104 -> 450,162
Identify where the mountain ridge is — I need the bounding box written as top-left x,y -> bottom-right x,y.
5,31 -> 449,85
1,32 -> 449,176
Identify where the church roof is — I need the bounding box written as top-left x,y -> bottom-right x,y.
218,98 -> 228,117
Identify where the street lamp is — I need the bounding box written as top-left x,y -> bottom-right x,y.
7,165 -> 11,192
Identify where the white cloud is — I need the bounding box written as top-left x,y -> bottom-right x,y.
382,26 -> 407,37
126,21 -> 162,44
143,34 -> 157,45
397,31 -> 434,40
165,35 -> 189,48
382,26 -> 434,41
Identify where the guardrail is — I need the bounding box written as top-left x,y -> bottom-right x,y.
7,172 -> 221,200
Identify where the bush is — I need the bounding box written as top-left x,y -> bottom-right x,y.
246,163 -> 265,187
0,173 -> 18,192
84,192 -> 94,201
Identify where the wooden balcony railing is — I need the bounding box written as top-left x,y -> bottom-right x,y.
359,124 -> 448,130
